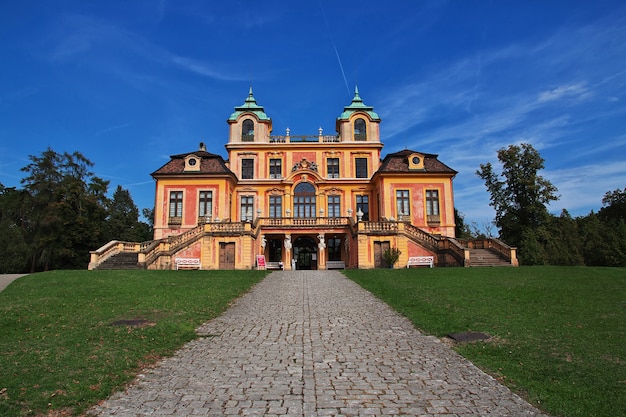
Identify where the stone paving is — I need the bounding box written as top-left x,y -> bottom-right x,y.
88,271 -> 547,416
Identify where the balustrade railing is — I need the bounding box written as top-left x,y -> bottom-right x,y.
269,135 -> 340,143
403,223 -> 440,252
362,221 -> 399,232
257,217 -> 351,228
206,222 -> 247,233
168,225 -> 203,252
438,238 -> 468,266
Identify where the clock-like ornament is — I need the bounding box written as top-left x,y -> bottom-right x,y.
412,156 -> 421,164
188,158 -> 197,166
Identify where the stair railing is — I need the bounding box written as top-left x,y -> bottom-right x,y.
487,238 -> 519,266
402,223 -> 440,253
89,240 -> 141,270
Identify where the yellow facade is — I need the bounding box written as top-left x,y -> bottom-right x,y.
146,87 -> 462,270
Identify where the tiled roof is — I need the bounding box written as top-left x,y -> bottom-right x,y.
377,149 -> 457,174
151,150 -> 235,176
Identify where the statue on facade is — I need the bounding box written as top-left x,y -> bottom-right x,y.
318,234 -> 326,250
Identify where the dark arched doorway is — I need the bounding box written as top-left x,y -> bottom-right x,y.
293,236 -> 317,270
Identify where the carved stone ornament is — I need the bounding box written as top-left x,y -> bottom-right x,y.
291,158 -> 318,172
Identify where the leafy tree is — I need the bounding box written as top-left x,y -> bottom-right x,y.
20,148 -> 110,271
141,207 -> 155,241
107,185 -> 153,242
542,210 -> 584,265
579,211 -> 626,267
107,185 -> 141,241
477,143 -> 559,263
0,184 -> 31,272
598,186 -> 626,223
454,209 -> 473,239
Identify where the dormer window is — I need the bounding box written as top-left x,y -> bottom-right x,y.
408,153 -> 425,170
354,118 -> 366,141
184,155 -> 201,172
242,119 -> 254,141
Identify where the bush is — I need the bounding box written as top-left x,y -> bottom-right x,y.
382,247 -> 401,268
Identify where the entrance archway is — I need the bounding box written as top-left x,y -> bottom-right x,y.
293,236 -> 317,270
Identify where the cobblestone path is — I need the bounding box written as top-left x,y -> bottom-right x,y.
89,270 -> 547,416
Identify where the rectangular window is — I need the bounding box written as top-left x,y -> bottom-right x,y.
269,196 -> 282,218
240,196 -> 254,222
241,159 -> 254,179
198,191 -> 213,218
328,238 -> 341,261
356,195 -> 369,221
327,158 -> 339,178
355,158 -> 368,178
169,191 -> 183,224
396,190 -> 410,217
269,159 -> 282,179
327,195 -> 341,218
426,190 -> 440,215
426,189 -> 440,223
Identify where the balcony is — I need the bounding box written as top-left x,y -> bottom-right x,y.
269,135 -> 340,143
257,216 -> 352,228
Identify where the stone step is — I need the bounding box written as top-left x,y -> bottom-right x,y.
96,252 -> 142,270
468,248 -> 513,267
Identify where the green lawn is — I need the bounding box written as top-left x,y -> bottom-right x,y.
1,268 -> 624,417
0,270 -> 267,416
344,266 -> 626,417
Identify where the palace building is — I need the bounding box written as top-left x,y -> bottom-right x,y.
89,88 -> 517,270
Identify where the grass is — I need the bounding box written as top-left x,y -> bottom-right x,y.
0,269 -> 267,416
1,267 -> 624,417
343,266 -> 626,417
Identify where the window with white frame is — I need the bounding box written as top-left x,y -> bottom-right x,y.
240,196 -> 254,222
198,191 -> 213,218
269,195 -> 282,218
327,158 -> 339,178
396,190 -> 410,217
426,189 -> 440,222
269,159 -> 282,179
169,191 -> 183,224
327,195 -> 341,218
356,195 -> 369,221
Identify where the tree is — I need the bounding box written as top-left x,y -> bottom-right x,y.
107,185 -> 153,242
542,210 -> 584,265
598,187 -> 626,223
20,148 -> 110,271
107,185 -> 141,241
0,184 -> 31,272
477,143 -> 559,262
454,209 -> 473,239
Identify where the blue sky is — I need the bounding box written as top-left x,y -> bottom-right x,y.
1,1 -> 625,229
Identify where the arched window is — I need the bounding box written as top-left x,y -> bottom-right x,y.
354,118 -> 366,141
293,182 -> 316,218
242,119 -> 254,141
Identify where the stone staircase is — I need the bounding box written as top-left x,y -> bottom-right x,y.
468,248 -> 513,267
95,252 -> 143,270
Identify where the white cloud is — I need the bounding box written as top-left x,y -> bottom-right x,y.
171,56 -> 247,81
537,83 -> 590,103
